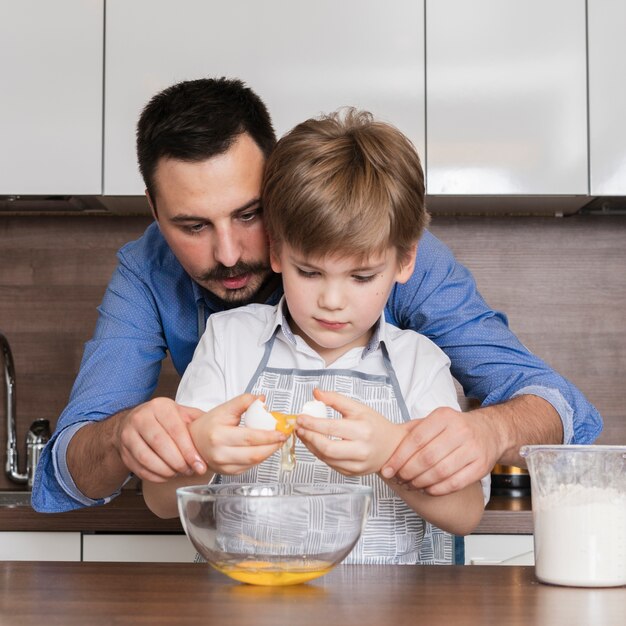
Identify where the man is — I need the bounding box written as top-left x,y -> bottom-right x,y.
31,77 -> 602,513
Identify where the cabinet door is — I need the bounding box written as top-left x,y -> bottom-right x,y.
426,0 -> 587,195
588,0 -> 626,195
104,0 -> 424,195
82,534 -> 197,562
465,534 -> 534,566
0,0 -> 103,195
0,532 -> 81,561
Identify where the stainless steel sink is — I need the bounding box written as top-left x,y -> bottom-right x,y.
0,491 -> 32,508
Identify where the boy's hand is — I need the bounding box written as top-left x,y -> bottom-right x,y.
295,389 -> 406,476
189,394 -> 287,475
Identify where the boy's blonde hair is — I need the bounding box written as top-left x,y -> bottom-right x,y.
262,108 -> 429,264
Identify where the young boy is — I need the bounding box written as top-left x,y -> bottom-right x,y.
143,108 -> 487,564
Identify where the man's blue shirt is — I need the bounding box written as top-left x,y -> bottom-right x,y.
31,222 -> 602,512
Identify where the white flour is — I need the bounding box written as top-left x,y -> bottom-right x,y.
532,484 -> 626,587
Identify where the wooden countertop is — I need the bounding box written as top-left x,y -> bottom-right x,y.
1,490 -> 533,533
1,490 -> 182,533
0,491 -> 533,534
1,562 -> 623,626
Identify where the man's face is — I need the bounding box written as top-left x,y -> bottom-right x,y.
150,133 -> 271,304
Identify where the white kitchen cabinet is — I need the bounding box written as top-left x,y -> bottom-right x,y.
426,0 -> 588,195
0,532 -> 81,561
82,533 -> 197,563
0,0 -> 103,195
104,0 -> 425,195
465,534 -> 534,566
588,0 -> 626,195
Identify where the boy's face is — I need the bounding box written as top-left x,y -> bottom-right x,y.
271,242 -> 416,364
148,133 -> 272,304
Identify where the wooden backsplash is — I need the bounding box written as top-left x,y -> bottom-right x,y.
1,213 -> 624,490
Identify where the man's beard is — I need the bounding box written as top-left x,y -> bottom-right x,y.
196,260 -> 272,305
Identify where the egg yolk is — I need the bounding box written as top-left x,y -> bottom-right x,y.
271,412 -> 296,435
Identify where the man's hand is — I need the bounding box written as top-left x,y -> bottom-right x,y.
69,397 -> 208,499
380,406 -> 501,496
380,395 -> 563,496
295,389 -> 406,476
141,394 -> 287,520
189,393 -> 287,475
70,394 -> 289,501
113,397 -> 208,483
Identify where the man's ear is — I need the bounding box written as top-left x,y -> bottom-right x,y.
396,243 -> 418,284
145,190 -> 158,221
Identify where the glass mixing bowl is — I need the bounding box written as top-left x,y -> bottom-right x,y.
177,483 -> 372,586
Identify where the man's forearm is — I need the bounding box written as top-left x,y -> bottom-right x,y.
477,394 -> 563,467
67,411 -> 130,500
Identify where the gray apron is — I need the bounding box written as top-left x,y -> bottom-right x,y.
217,331 -> 457,565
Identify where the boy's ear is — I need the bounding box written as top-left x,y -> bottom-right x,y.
396,243 -> 418,284
269,245 -> 282,273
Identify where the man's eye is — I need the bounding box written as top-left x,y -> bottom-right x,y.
185,223 -> 207,234
239,208 -> 261,223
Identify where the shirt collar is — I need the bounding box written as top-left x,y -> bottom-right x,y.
260,296 -> 387,360
363,315 -> 386,358
191,279 -> 206,306
258,296 -> 292,345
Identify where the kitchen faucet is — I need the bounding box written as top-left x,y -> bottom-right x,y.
1,330 -> 50,488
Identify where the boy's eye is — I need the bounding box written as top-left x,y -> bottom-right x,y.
353,274 -> 376,283
296,268 -> 319,278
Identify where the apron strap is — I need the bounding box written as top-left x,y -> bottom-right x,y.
244,329 -> 278,394
380,341 -> 412,423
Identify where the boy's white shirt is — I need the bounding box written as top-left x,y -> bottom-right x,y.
176,298 -> 490,503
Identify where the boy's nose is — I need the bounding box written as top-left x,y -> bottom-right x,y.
318,282 -> 345,310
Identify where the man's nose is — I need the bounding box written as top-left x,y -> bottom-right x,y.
212,227 -> 241,267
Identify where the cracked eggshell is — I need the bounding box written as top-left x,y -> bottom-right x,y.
300,400 -> 328,419
243,399 -> 276,430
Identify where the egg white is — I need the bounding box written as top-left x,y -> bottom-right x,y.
243,399 -> 276,430
300,400 -> 328,419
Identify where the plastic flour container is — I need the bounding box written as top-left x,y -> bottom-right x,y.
521,445 -> 626,587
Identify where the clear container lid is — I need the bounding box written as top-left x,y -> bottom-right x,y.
520,445 -> 626,494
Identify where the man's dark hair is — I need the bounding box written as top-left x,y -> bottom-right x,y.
136,77 -> 276,204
